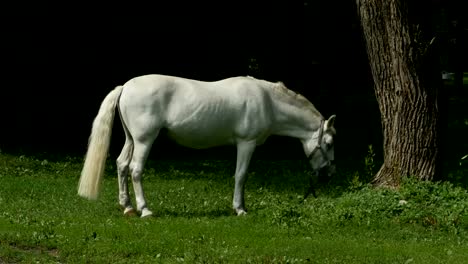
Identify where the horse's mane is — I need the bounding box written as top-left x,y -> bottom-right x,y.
246,76 -> 322,117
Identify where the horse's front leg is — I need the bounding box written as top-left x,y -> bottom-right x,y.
303,171 -> 319,199
233,141 -> 256,216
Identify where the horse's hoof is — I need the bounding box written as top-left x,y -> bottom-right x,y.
141,208 -> 154,218
235,209 -> 247,216
123,207 -> 137,216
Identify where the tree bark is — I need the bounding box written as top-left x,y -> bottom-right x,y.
356,0 -> 441,187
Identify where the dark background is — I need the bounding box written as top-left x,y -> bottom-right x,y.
2,1 -> 467,166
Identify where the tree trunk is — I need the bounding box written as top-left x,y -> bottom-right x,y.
356,0 -> 441,187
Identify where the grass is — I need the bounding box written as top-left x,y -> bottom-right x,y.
1,153 -> 468,263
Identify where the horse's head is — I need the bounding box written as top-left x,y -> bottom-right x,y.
303,115 -> 336,179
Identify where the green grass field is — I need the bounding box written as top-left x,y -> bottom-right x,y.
1,153 -> 468,263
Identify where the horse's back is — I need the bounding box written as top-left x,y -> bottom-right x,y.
121,74 -> 268,111
121,74 -> 254,99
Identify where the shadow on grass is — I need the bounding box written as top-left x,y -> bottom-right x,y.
155,208 -> 234,218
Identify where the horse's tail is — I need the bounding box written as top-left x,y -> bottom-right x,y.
78,85 -> 124,200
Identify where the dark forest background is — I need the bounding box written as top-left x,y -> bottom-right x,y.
1,1 -> 467,169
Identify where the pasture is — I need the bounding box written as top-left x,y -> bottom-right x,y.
1,153 -> 468,263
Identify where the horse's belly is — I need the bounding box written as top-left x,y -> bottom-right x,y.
167,125 -> 235,149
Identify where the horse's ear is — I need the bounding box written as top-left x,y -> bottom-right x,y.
325,115 -> 336,132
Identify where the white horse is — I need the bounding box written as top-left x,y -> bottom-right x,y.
78,74 -> 336,217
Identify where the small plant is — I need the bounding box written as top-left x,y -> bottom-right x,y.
348,171 -> 365,191
364,144 -> 376,180
348,145 -> 377,190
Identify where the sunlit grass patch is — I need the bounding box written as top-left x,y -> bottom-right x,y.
1,153 -> 468,263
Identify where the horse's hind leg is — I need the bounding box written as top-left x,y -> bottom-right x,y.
116,137 -> 135,216
130,133 -> 158,218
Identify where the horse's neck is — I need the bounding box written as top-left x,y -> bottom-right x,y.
271,100 -> 322,140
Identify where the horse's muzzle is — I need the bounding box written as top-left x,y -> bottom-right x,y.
320,161 -> 336,179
